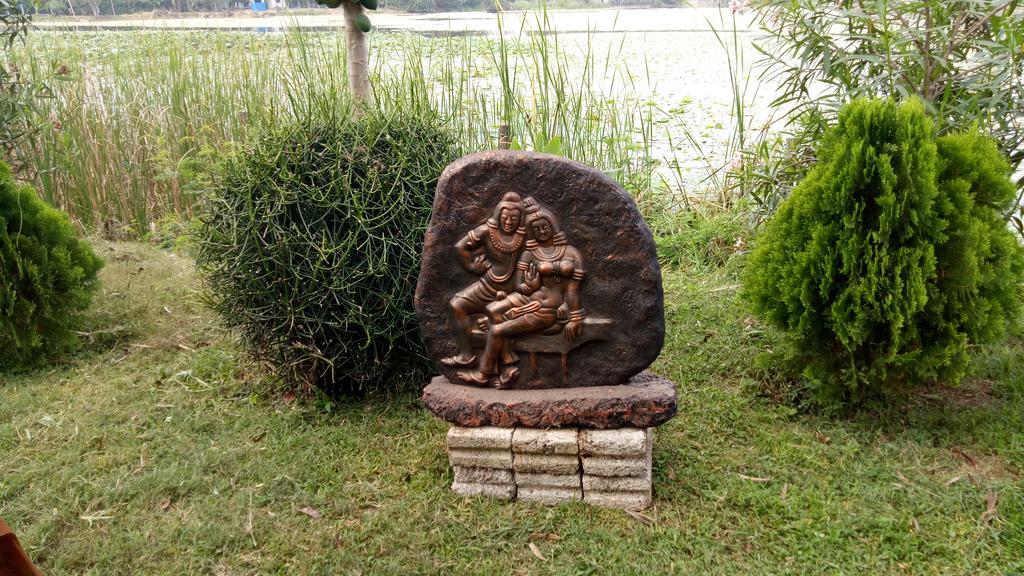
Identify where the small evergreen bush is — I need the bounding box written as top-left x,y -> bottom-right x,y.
921,130 -> 1024,381
743,98 -> 1024,409
195,109 -> 461,394
0,162 -> 103,370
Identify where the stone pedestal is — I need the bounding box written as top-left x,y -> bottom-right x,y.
428,373 -> 674,510
423,371 -> 677,429
445,426 -> 654,510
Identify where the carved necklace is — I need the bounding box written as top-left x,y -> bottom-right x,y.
487,220 -> 525,254
486,253 -> 517,284
534,243 -> 566,262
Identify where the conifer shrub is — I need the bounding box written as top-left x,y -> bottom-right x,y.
0,162 -> 103,371
921,131 -> 1024,381
194,109 -> 461,394
743,98 -> 1024,409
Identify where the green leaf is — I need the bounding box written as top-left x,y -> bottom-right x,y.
540,136 -> 562,156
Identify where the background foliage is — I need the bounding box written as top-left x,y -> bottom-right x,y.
742,0 -> 1024,228
0,0 -> 59,174
744,98 -> 1023,410
194,105 -> 461,393
9,28 -> 653,235
0,160 -> 103,370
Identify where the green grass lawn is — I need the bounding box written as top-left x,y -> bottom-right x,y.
1,239 -> 1022,575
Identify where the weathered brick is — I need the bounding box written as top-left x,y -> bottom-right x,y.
452,481 -> 515,500
514,453 -> 580,475
579,428 -> 650,457
583,490 -> 651,510
516,472 -> 582,489
449,448 -> 513,469
581,456 -> 647,477
512,428 -> 579,455
446,426 -> 514,450
518,486 -> 582,505
453,466 -> 514,485
582,473 -> 650,493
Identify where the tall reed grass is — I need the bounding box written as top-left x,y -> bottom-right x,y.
11,15 -> 656,234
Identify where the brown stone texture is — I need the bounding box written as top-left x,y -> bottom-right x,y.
422,371 -> 677,429
0,519 -> 43,576
415,150 -> 663,389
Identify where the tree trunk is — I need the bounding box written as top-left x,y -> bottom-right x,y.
342,1 -> 371,107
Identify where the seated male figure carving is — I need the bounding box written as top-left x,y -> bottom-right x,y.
441,191 -> 527,369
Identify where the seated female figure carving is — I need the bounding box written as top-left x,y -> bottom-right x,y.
458,197 -> 587,388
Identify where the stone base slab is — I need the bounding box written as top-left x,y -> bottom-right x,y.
444,426 -> 655,510
423,371 -> 677,429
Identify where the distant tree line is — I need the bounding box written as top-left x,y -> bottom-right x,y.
31,0 -> 679,16
34,0 -> 250,16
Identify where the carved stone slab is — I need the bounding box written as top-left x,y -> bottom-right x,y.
415,151 -> 664,389
422,371 -> 677,429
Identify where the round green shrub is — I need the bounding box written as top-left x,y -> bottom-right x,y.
194,110 -> 462,394
743,98 -> 1024,409
920,130 -> 1024,381
0,161 -> 103,370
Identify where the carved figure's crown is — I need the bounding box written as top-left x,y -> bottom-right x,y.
500,191 -> 523,205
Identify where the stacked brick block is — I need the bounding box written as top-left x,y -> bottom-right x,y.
513,429 -> 582,504
448,427 -> 516,499
580,428 -> 652,510
445,426 -> 653,510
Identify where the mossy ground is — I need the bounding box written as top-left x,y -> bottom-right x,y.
1,237 -> 1021,575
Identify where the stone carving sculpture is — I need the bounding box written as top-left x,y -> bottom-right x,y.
418,151 -> 678,511
416,150 -> 665,390
419,151 -> 675,506
455,197 -> 588,388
